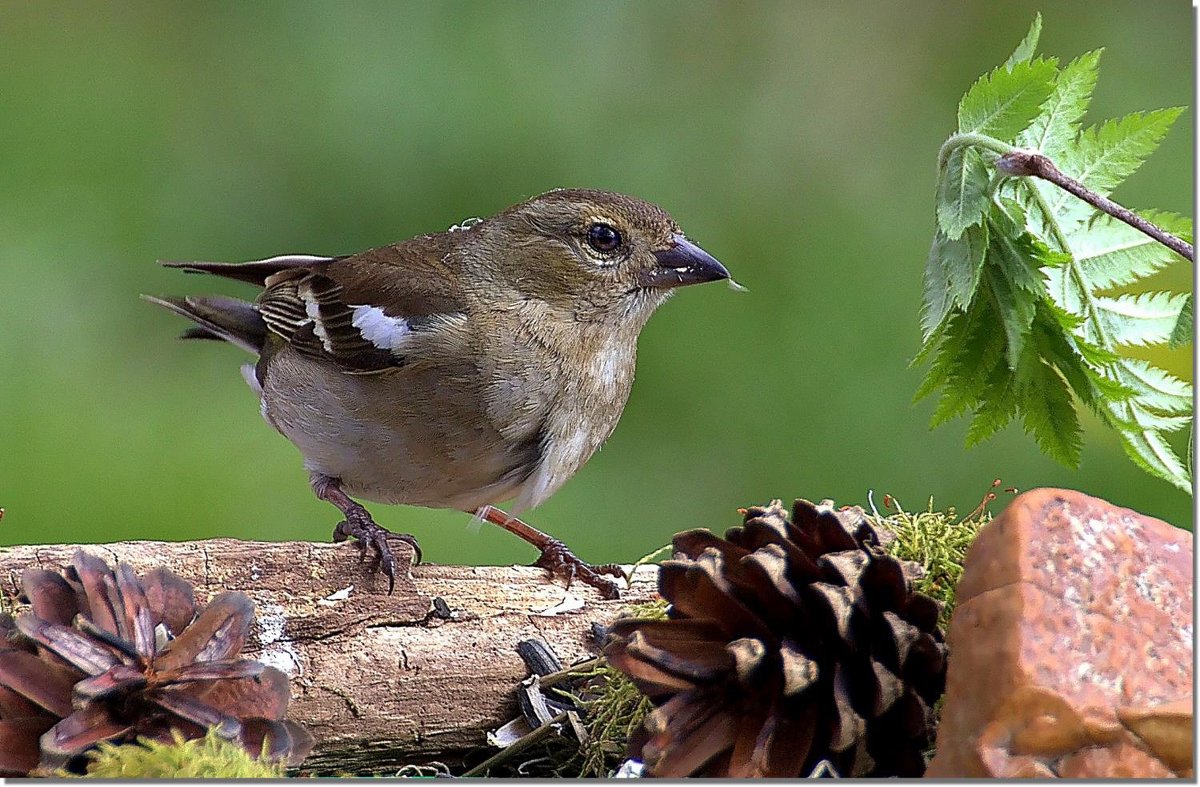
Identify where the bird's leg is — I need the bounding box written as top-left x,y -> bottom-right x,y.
476,505 -> 624,600
311,474 -> 421,594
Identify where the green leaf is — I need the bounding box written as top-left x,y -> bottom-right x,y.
957,57 -> 1058,140
1018,49 -> 1102,157
984,263 -> 1037,369
919,17 -> 1192,492
1019,360 -> 1083,466
1110,358 -> 1192,414
1031,306 -> 1101,407
916,295 -> 1006,411
1169,293 -> 1192,348
963,358 -> 1019,445
983,209 -> 1049,367
1004,14 -> 1043,69
988,205 -> 1062,292
1049,108 -> 1185,220
936,146 -> 991,239
929,306 -> 1007,426
922,223 -> 988,337
1119,401 -> 1193,433
1084,361 -> 1138,401
1069,211 -> 1193,290
1094,291 -> 1189,347
1109,415 -> 1191,491
1042,262 -> 1085,314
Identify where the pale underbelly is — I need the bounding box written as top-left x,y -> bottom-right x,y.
254,353 -> 541,512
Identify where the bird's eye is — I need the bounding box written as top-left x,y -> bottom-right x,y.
586,223 -> 622,253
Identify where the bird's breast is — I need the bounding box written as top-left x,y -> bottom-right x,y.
509,333 -> 637,512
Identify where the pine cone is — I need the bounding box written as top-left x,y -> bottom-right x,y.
0,551 -> 313,775
604,499 -> 947,778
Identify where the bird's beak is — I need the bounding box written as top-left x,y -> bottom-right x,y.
642,235 -> 731,289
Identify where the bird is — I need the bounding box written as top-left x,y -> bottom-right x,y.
146,188 -> 731,598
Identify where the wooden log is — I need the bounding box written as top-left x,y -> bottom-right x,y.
0,539 -> 659,773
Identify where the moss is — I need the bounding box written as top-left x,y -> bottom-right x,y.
570,599 -> 668,777
867,492 -> 994,628
73,729 -> 284,779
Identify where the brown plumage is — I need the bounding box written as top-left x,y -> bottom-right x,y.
147,189 -> 731,596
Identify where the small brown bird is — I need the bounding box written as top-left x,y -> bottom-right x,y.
147,189 -> 730,598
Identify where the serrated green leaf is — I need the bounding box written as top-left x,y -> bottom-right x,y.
958,57 -> 1058,140
1042,262 -> 1085,314
964,362 -> 1018,445
1109,416 -> 1191,491
914,312 -> 968,402
936,146 -> 991,239
1111,358 -> 1193,413
983,210 -> 1049,368
1074,335 -> 1122,368
922,224 -> 988,337
1095,291 -> 1189,347
1018,49 -> 1102,157
963,391 -> 1017,446
988,206 -> 1057,292
1122,401 -> 1193,433
912,317 -> 949,367
1030,307 -> 1101,407
1068,211 -> 1192,289
920,19 -> 1192,491
1004,14 -> 1042,69
984,264 -> 1037,369
1040,297 -> 1086,332
1086,362 -> 1139,401
1018,360 -> 1083,466
919,299 -> 1004,415
930,328 -> 1006,427
1170,293 -> 1193,348
1049,108 -> 1185,222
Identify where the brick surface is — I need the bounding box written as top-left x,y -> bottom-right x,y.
927,488 -> 1192,778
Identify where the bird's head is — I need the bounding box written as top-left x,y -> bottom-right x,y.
468,189 -> 730,327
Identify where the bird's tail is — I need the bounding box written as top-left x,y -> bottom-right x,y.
142,294 -> 268,355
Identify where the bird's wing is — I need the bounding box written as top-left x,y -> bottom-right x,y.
166,236 -> 471,375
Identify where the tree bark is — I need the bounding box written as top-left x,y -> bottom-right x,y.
0,539 -> 659,773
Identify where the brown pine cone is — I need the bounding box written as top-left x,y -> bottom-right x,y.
0,551 -> 312,775
605,499 -> 947,777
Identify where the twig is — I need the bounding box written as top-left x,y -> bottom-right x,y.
996,149 -> 1194,262
538,656 -> 605,688
461,711 -> 569,777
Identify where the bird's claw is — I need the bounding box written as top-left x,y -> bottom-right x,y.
534,539 -> 623,600
331,514 -> 421,595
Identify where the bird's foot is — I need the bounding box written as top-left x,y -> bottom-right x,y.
533,538 -> 624,600
331,514 -> 421,594
476,505 -> 623,600
314,474 -> 420,595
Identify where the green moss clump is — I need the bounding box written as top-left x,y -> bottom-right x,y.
571,599 -> 668,777
74,729 -> 285,779
868,494 -> 990,627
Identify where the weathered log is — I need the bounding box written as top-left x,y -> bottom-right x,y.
0,539 -> 659,773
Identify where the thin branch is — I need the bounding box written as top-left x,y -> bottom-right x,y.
539,657 -> 605,689
996,149 -> 1194,262
461,712 -> 570,777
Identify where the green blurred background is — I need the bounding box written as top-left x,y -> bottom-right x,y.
1,1 -> 1193,568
